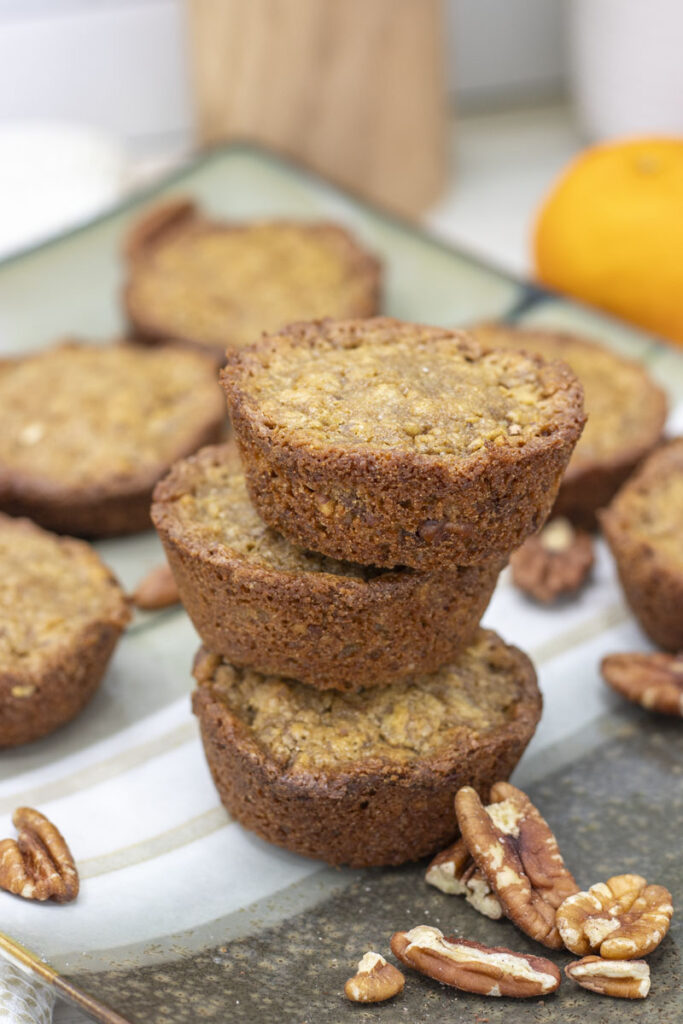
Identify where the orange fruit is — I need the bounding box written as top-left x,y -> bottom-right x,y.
533,137 -> 683,346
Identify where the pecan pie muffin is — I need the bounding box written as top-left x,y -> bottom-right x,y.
0,514 -> 129,746
153,443 -> 499,690
470,325 -> 667,528
601,438 -> 683,651
192,629 -> 542,866
222,318 -> 585,570
124,198 -> 381,359
0,341 -> 225,536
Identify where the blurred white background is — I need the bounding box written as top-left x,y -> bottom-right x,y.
0,0 -> 680,269
0,0 -> 571,268
0,0 -> 566,160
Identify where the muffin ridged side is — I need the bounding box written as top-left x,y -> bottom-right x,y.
601,438 -> 683,651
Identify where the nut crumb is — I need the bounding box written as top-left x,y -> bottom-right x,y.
344,951 -> 404,1002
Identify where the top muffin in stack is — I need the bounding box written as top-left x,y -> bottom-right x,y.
154,316 -> 585,867
221,318 -> 585,568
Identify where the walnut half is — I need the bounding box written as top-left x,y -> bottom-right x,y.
556,874 -> 673,959
391,926 -> 561,998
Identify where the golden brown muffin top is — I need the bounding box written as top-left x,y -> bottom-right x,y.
0,514 -> 129,673
153,444 -> 378,579
605,438 -> 683,569
224,319 -> 583,459
127,216 -> 380,351
471,325 -> 667,469
194,630 -> 536,773
0,342 -> 224,491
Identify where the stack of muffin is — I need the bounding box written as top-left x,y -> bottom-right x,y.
152,317 -> 585,867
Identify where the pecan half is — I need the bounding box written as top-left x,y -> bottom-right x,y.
565,956 -> 650,999
132,563 -> 180,611
556,874 -> 673,959
510,518 -> 594,603
125,196 -> 197,260
391,926 -> 560,998
601,652 -> 683,717
426,838 -> 503,919
455,782 -> 579,949
0,807 -> 79,902
344,952 -> 405,1003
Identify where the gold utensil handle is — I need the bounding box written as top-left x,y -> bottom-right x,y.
0,932 -> 133,1024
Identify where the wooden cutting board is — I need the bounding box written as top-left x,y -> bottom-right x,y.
186,0 -> 447,216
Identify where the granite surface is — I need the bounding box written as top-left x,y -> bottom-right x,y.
70,712 -> 682,1023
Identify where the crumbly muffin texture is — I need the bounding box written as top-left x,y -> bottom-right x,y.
0,342 -> 224,491
168,447 -> 374,580
471,325 -> 667,467
195,630 -> 530,773
127,217 -> 380,351
223,318 -> 584,570
0,516 -> 129,674
234,322 -> 575,457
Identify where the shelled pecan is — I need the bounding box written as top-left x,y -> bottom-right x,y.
0,807 -> 79,903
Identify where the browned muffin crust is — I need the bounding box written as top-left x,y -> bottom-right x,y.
471,324 -> 668,528
153,443 -> 500,690
222,318 -> 585,570
0,340 -> 225,537
124,199 -> 381,358
0,514 -> 130,747
601,438 -> 683,651
192,629 -> 542,867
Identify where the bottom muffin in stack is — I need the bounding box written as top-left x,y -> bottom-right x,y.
192,632 -> 541,867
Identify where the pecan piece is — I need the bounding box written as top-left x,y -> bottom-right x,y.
601,652 -> 683,716
344,952 -> 405,1003
455,782 -> 578,949
132,563 -> 180,610
426,838 -> 503,919
565,956 -> 650,999
556,874 -> 673,958
0,807 -> 79,902
390,926 -> 560,997
510,518 -> 594,603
